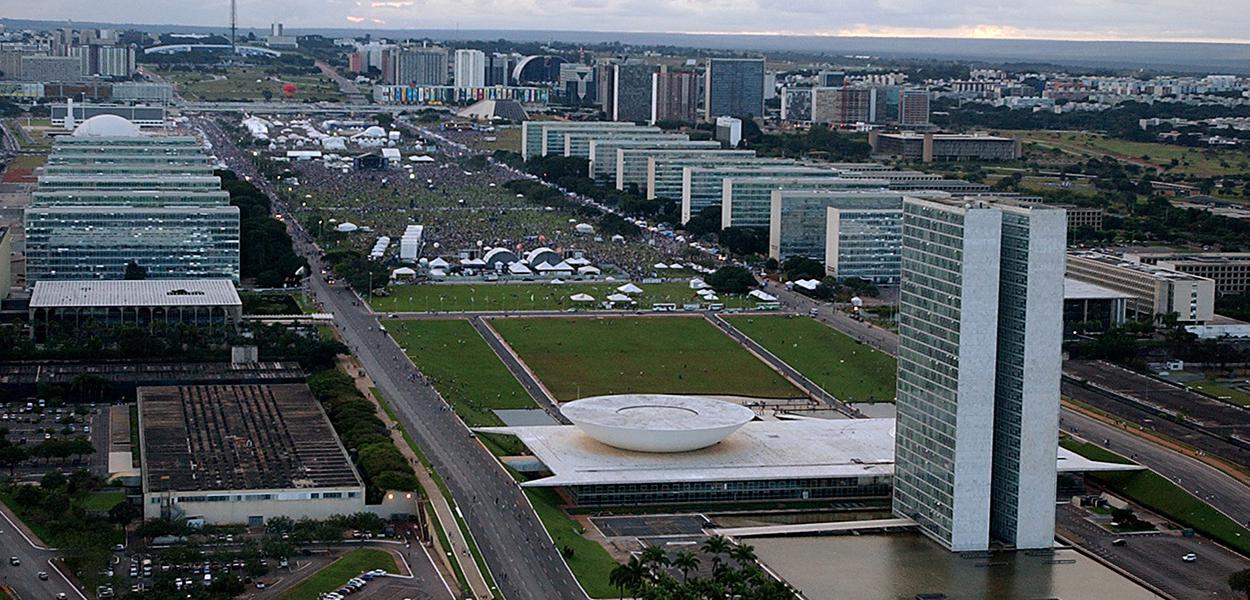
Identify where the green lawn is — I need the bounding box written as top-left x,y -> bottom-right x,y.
81,490 -> 125,512
1060,438 -> 1250,555
526,488 -> 617,599
157,67 -> 343,102
7,154 -> 47,169
386,319 -> 536,428
728,315 -> 897,403
492,317 -> 800,401
371,282 -> 755,313
1189,379 -> 1250,407
276,549 -> 397,600
1011,130 -> 1250,178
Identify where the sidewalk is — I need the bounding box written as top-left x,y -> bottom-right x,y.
339,355 -> 495,600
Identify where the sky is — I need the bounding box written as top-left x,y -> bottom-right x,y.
8,0 -> 1249,44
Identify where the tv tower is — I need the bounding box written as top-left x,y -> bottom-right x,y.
230,0 -> 237,53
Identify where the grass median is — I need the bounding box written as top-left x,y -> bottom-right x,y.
372,281 -> 755,313
525,487 -> 617,599
1060,438 -> 1250,556
727,314 -> 897,403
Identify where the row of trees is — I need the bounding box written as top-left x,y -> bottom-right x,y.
221,170 -> 308,288
608,536 -> 793,599
307,369 -> 419,503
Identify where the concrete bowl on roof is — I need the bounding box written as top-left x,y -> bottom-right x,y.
561,394 -> 755,453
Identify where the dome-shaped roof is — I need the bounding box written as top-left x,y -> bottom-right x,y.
72,114 -> 143,138
359,126 -> 387,137
562,395 -> 755,453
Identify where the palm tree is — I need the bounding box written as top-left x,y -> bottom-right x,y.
729,542 -> 757,567
609,556 -> 646,599
673,550 -> 700,582
701,534 -> 731,573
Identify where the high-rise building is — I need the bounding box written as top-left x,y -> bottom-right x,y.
486,53 -> 516,86
453,49 -> 486,88
768,190 -> 907,261
651,70 -> 699,124
704,57 -> 765,121
558,63 -> 596,106
780,87 -> 812,122
390,46 -> 447,86
899,88 -> 931,125
609,63 -> 658,123
893,197 -> 1066,552
20,55 -> 82,82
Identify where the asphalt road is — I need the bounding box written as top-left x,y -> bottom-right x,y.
0,502 -> 84,600
200,119 -> 585,599
467,316 -> 567,423
1056,504 -> 1249,600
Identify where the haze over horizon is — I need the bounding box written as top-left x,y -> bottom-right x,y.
5,0 -> 1247,45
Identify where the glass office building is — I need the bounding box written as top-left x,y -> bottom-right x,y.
24,124 -> 240,285
616,147 -> 749,191
588,139 -> 718,182
563,130 -> 666,159
704,58 -> 765,120
25,206 -> 240,281
519,121 -> 641,160
893,197 -> 1065,552
645,152 -> 770,201
721,174 -> 889,228
768,190 -> 905,262
825,206 -> 903,283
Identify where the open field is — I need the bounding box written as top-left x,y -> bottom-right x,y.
371,282 -> 753,313
1188,379 -> 1250,407
471,125 -> 522,153
275,548 -> 398,600
386,319 -> 535,428
1060,438 -> 1250,556
525,488 -> 617,599
156,67 -> 343,102
1011,130 -> 1250,178
728,315 -> 897,403
492,316 -> 801,401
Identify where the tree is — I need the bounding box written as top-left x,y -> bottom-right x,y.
781,256 -> 824,281
729,543 -> 757,567
1230,568 -> 1250,599
701,534 -> 731,573
706,266 -> 756,294
124,260 -> 147,280
673,550 -> 700,582
609,556 -> 646,599
719,226 -> 768,256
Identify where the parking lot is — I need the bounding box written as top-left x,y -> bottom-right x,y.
1,399 -> 108,479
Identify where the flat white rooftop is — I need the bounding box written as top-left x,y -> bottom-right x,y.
30,279 -> 242,309
1064,278 -> 1134,301
479,417 -> 1138,488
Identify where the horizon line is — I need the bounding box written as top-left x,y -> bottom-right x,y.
3,16 -> 1250,47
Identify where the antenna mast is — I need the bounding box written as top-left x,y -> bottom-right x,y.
230,0 -> 237,53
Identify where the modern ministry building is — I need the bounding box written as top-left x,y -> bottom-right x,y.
824,204 -> 905,283
768,190 -> 910,262
23,116 -> 239,284
704,57 -> 765,121
893,197 -> 1066,551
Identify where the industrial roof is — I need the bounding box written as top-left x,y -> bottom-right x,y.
139,384 -> 362,493
478,417 -> 1139,488
30,279 -> 242,309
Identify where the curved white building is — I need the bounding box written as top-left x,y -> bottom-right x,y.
561,395 -> 755,453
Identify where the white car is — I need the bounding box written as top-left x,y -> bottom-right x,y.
1181,553 -> 1197,562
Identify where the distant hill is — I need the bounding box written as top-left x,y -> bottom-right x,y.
5,18 -> 1249,74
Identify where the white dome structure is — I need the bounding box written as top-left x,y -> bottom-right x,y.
72,114 -> 143,138
335,222 -> 359,233
561,395 -> 755,453
358,126 -> 387,138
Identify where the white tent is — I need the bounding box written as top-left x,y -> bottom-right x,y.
429,257 -> 451,269
428,268 -> 446,278
653,262 -> 670,270
606,293 -> 633,303
409,155 -> 435,162
550,278 -> 565,284
617,283 -> 644,295
793,279 -> 820,291
570,293 -> 595,302
703,294 -> 719,301
697,289 -> 716,298
749,290 -> 778,302
577,265 -> 602,276
574,223 -> 594,234
508,263 -> 533,275
611,234 -> 626,243
391,266 -> 417,278
335,222 -> 359,233
689,278 -> 710,290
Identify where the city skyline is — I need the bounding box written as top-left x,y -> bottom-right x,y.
3,1 -> 1248,45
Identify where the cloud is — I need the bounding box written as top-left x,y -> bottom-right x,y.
6,0 -> 1249,43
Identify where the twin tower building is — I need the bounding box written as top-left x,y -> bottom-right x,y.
892,197 -> 1067,552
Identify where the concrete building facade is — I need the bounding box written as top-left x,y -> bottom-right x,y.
704,58 -> 765,121
1066,251 -> 1216,322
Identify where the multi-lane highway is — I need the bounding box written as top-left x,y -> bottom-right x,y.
0,503 -> 84,600
202,120 -> 585,599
